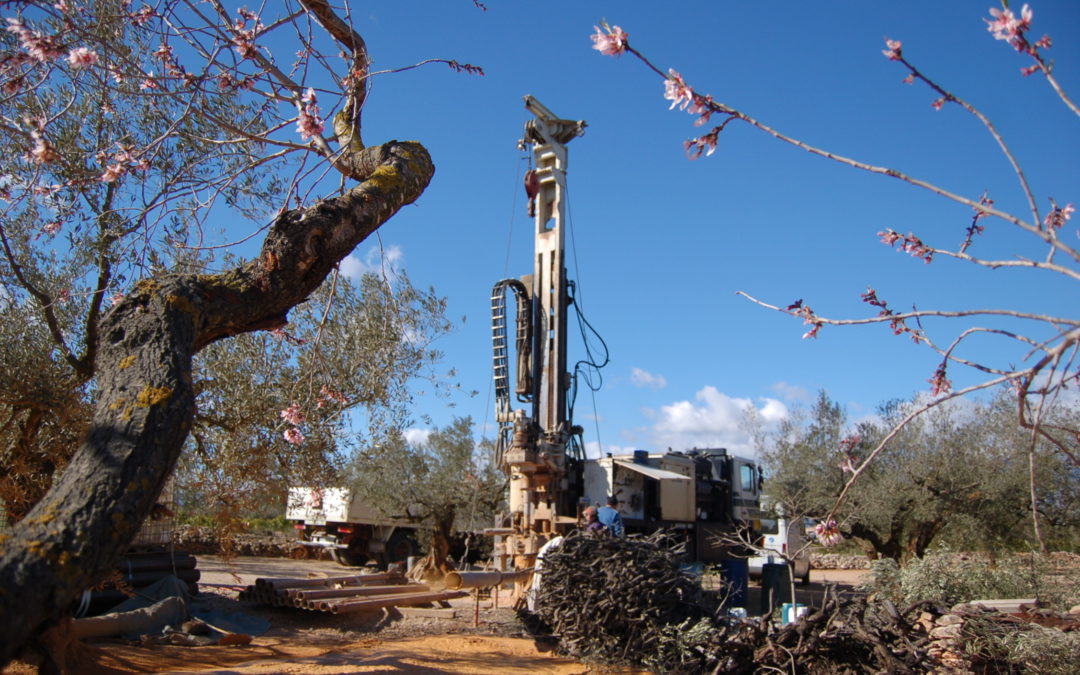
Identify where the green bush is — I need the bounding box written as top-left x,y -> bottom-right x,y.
861,546 -> 1080,611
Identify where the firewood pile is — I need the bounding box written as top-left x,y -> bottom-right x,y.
530,532 -> 1080,673
696,590 -> 945,674
532,531 -> 715,672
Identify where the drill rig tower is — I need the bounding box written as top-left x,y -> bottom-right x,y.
492,96 -> 586,568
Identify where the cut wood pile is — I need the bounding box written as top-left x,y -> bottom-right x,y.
530,533 -> 1080,673
238,572 -> 467,615
532,531 -> 715,672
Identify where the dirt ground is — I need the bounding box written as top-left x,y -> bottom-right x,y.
4,556 -> 865,674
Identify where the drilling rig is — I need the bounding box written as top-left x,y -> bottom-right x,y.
491,96 -> 587,571
490,97 -> 763,581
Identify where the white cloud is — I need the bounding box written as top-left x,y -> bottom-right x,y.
631,367 -> 667,390
650,386 -> 789,457
403,428 -> 431,447
340,244 -> 404,280
583,440 -> 639,460
771,381 -> 811,403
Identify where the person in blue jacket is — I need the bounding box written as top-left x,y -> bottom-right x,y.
596,495 -> 624,536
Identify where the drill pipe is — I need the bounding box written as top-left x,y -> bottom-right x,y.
327,590 -> 467,614
443,569 -> 533,590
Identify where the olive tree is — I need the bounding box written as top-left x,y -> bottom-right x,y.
178,270 -> 453,521
760,390 -> 1077,561
0,0 -> 476,662
348,416 -> 505,578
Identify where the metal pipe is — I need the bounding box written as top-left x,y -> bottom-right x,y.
328,590 -> 467,615
292,584 -> 428,601
443,569 -> 533,590
256,572 -> 402,591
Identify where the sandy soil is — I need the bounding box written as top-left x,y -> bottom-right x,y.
5,556 -> 864,674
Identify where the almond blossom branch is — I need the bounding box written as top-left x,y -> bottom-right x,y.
883,40 -> 1042,231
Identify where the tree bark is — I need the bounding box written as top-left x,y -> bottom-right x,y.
0,140 -> 434,665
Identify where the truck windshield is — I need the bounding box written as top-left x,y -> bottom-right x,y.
759,518 -> 779,535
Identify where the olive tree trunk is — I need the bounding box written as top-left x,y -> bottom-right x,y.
0,140 -> 434,665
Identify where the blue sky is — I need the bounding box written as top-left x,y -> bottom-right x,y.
296,1 -> 1080,458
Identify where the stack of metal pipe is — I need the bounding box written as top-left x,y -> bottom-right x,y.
75,549 -> 200,617
239,572 -> 468,615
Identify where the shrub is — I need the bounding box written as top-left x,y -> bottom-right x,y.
861,546 -> 1080,611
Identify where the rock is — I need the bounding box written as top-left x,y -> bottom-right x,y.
930,623 -> 963,640
936,614 -> 964,626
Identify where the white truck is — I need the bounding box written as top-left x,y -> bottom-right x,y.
286,487 -> 420,567
747,515 -> 812,585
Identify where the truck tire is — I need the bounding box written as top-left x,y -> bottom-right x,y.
332,538 -> 370,567
381,530 -> 419,567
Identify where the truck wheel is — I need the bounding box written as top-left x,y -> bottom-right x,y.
332,538 -> 369,567
381,530 -> 419,567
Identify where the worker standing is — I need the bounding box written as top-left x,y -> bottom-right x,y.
596,496 -> 624,536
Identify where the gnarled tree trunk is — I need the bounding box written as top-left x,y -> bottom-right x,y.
0,140 -> 434,665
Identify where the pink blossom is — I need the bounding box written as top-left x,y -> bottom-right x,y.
664,69 -> 693,111
296,89 -> 325,141
590,24 -> 628,57
139,72 -> 159,90
67,47 -> 98,69
930,97 -> 946,110
154,42 -> 173,60
319,385 -> 348,406
1044,202 -> 1075,229
986,4 -> 1033,50
29,132 -> 58,164
232,34 -> 258,60
280,403 -> 305,426
131,6 -> 155,27
110,293 -> 124,306
684,131 -> 718,160
100,163 -> 125,183
43,220 -> 61,236
902,73 -> 915,85
6,18 -> 63,62
882,38 -> 902,61
815,520 -> 843,547
878,229 -> 901,246
283,427 -> 305,445
928,363 -> 951,396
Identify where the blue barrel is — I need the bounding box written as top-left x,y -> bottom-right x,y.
719,558 -> 749,608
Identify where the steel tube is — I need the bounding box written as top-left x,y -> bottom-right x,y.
293,584 -> 428,601
443,569 -> 533,590
257,572 -> 401,590
328,590 -> 467,615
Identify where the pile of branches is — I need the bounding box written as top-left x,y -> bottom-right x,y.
697,590 -> 944,674
532,531 -> 716,672
531,531 -> 953,673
